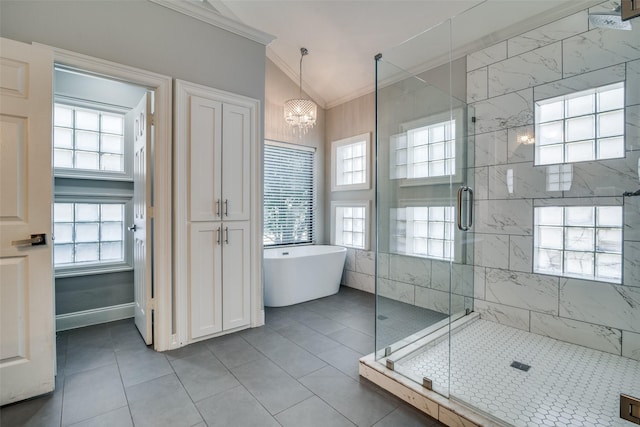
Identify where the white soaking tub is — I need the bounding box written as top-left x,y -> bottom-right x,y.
263,245 -> 347,307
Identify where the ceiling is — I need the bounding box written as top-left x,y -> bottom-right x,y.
204,0 -> 601,109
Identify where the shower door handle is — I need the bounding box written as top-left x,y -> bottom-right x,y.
457,186 -> 474,231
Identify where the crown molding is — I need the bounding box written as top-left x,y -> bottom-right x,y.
267,48 -> 327,109
149,0 -> 275,46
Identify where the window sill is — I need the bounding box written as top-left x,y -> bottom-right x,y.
55,262 -> 133,278
54,169 -> 133,182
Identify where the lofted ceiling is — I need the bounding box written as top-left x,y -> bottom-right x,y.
196,0 -> 602,109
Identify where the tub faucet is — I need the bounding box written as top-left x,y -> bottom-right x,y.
623,189 -> 640,197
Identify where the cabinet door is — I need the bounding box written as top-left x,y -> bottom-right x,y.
189,222 -> 223,339
222,222 -> 251,330
189,96 -> 222,221
221,104 -> 250,221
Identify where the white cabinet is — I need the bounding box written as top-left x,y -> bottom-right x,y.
175,80 -> 260,344
189,97 -> 250,222
189,222 -> 250,339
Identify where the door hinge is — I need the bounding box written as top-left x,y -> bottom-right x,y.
148,298 -> 156,311
147,207 -> 154,218
149,113 -> 155,126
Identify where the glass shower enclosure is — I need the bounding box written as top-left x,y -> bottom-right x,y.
374,1 -> 640,425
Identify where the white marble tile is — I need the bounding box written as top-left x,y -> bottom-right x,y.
343,270 -> 374,294
627,104 -> 640,151
473,167 -> 489,200
566,151 -> 640,198
344,248 -> 356,271
563,25 -> 640,78
474,299 -> 530,331
488,163 -> 562,200
486,268 -> 559,314
627,59 -> 640,106
508,11 -> 588,57
530,312 -> 622,355
389,254 -> 431,287
378,278 -> 415,305
429,260 -> 449,292
507,125 -> 534,163
509,235 -> 533,273
624,196 -> 640,242
474,130 -> 507,167
534,63 -> 625,101
467,41 -> 507,72
472,89 -> 534,134
623,330 -> 640,361
474,266 -> 486,300
624,241 -> 640,287
355,250 -> 375,276
415,287 -> 464,315
560,277 -> 640,333
378,252 -> 390,279
475,199 -> 534,235
474,233 -> 509,269
467,67 -> 488,103
451,263 -> 474,298
489,42 -> 562,97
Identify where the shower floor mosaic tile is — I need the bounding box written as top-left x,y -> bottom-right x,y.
397,319 -> 640,427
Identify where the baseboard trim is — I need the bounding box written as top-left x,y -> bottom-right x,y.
56,303 -> 135,331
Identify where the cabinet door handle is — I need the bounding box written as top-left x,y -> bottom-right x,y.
216,226 -> 221,245
225,226 -> 229,244
224,199 -> 229,217
216,199 -> 221,217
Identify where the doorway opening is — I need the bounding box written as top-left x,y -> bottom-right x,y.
52,66 -> 154,346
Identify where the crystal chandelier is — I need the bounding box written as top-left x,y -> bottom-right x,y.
284,47 -> 317,135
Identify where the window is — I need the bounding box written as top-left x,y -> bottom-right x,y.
535,82 -> 625,165
391,206 -> 455,260
264,142 -> 315,246
390,109 -> 463,184
534,206 -> 622,283
331,133 -> 370,191
54,201 -> 132,274
332,202 -> 368,249
54,103 -> 127,177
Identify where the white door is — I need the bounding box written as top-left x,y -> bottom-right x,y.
222,222 -> 250,330
221,104 -> 250,221
0,38 -> 54,405
131,93 -> 152,345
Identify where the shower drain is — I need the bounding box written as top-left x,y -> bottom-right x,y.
510,361 -> 531,372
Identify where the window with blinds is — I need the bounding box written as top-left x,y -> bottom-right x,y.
264,142 -> 315,246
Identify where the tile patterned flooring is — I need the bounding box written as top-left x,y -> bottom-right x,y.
0,287 -> 443,427
398,319 -> 640,427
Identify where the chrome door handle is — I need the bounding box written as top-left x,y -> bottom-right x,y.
128,224 -> 137,232
216,199 -> 221,217
11,234 -> 46,246
457,186 -> 474,231
225,226 -> 229,244
216,226 -> 221,245
224,199 -> 229,217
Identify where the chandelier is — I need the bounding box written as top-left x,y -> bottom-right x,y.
284,47 -> 317,135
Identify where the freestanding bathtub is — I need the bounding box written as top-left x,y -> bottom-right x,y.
263,245 -> 347,307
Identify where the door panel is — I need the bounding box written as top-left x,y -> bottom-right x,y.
222,104 -> 250,221
0,37 -> 54,405
222,222 -> 250,330
131,93 -> 152,345
189,222 -> 223,338
189,96 -> 222,221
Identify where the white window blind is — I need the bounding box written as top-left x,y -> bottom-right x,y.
264,143 -> 315,246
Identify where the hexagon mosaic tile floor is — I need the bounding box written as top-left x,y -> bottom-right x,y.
396,319 -> 640,427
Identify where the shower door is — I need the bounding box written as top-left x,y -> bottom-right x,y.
374,18 -> 475,398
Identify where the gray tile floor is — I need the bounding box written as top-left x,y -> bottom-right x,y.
0,286 -> 444,427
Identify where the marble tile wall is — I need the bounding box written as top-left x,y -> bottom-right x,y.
466,3 -> 640,360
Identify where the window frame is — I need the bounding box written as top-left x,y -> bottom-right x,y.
331,132 -> 371,192
391,108 -> 465,187
331,200 -> 370,250
263,140 -> 317,247
54,195 -> 134,278
53,97 -> 134,182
